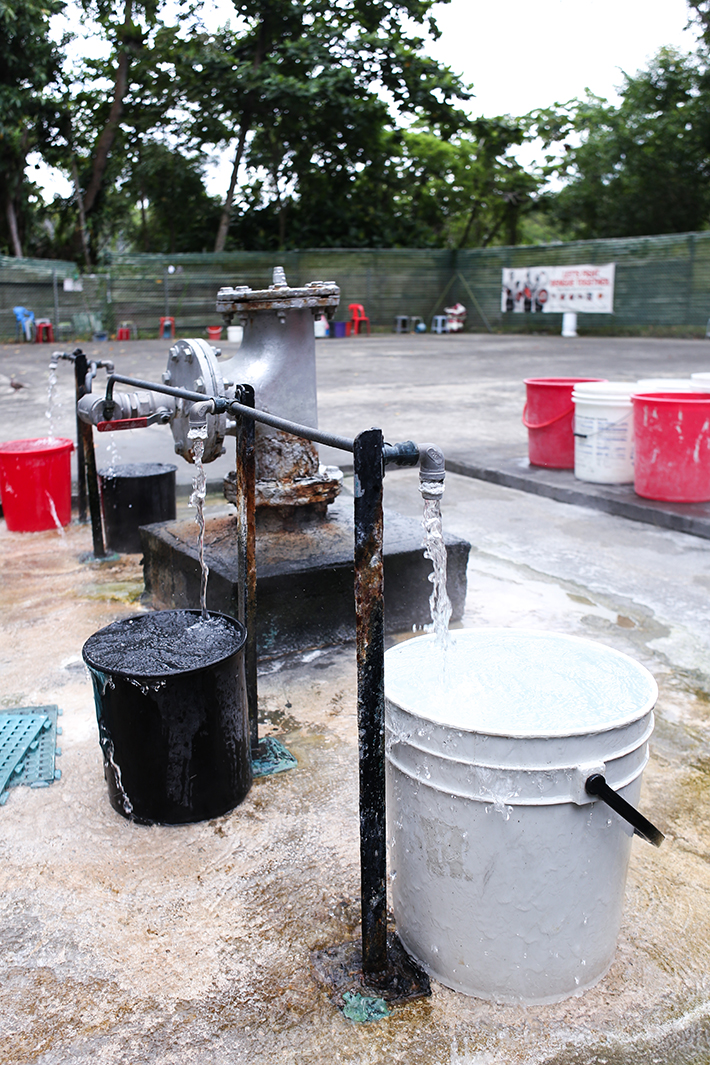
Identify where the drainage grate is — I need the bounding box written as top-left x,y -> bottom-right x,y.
0,705 -> 62,804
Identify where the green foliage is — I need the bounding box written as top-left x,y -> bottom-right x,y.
122,141 -> 222,253
528,47 -> 710,240
0,0 -> 67,255
5,0 -> 545,258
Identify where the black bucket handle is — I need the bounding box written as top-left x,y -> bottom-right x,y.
585,773 -> 665,847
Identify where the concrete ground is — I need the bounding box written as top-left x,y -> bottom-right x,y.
1,331 -> 710,1064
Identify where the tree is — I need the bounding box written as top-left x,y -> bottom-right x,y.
528,48 -> 710,240
171,0 -> 473,251
0,0 -> 66,257
122,140 -> 222,252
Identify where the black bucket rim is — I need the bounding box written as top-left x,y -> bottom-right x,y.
82,608 -> 247,681
98,462 -> 178,480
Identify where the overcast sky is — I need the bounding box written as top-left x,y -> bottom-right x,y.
34,0 -> 700,201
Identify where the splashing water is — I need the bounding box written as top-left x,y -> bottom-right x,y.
188,426 -> 210,619
420,480 -> 452,651
46,364 -> 58,440
105,435 -> 122,473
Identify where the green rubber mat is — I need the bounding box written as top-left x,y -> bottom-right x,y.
0,705 -> 62,805
0,714 -> 48,801
5,705 -> 62,789
252,736 -> 297,778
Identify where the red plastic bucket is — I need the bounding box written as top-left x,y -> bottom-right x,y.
524,378 -> 605,468
0,438 -> 74,532
632,391 -> 710,502
207,326 -> 222,341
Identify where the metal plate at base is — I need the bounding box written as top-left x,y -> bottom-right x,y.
311,931 -> 431,1007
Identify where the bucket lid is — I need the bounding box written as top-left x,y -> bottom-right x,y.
0,437 -> 74,455
384,629 -> 657,738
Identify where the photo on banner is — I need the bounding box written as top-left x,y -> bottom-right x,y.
501,264 -> 615,314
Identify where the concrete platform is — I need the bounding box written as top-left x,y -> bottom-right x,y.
141,495 -> 471,657
449,452 -> 710,539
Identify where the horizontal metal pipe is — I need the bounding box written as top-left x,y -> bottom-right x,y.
103,374 -> 440,469
227,396 -> 355,454
104,373 -> 356,453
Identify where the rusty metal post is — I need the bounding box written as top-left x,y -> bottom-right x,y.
73,350 -> 105,557
72,351 -> 88,523
353,427 -> 387,975
236,384 -> 259,754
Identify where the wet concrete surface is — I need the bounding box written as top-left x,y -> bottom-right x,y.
1,333 -> 710,1063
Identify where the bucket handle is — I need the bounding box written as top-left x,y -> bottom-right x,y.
522,402 -> 575,430
585,773 -> 664,847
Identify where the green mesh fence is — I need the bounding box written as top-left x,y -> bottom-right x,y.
3,232 -> 710,340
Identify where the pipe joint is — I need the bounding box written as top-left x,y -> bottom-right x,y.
188,399 -> 216,428
383,440 -> 419,468
418,443 -> 446,482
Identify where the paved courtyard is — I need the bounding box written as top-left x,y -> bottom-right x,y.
1,331 -> 709,1064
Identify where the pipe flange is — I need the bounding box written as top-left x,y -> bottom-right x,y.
167,339 -> 227,462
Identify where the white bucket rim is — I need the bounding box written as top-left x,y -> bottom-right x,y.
636,378 -> 710,391
572,381 -> 635,397
384,628 -> 658,739
573,394 -> 633,407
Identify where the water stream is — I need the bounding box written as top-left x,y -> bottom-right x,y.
420,480 -> 453,651
188,426 -> 210,619
45,362 -> 58,440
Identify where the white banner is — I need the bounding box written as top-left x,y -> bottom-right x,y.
501,263 -> 615,314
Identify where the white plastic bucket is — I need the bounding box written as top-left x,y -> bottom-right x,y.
227,325 -> 243,345
561,312 -> 578,337
572,381 -> 635,484
636,377 -> 710,392
384,629 -> 657,1005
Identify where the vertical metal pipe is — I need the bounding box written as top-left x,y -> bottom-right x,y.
73,350 -> 105,556
73,353 -> 88,523
52,270 -> 59,330
236,384 -> 259,753
80,420 -> 106,558
353,427 -> 388,974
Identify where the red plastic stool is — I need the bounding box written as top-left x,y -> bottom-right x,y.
117,328 -> 131,340
159,316 -> 175,339
35,320 -> 54,343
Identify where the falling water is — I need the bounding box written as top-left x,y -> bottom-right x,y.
188,426 -> 210,619
46,362 -> 58,440
45,491 -> 66,539
420,480 -> 452,651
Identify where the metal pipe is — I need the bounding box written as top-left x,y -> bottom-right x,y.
354,428 -> 388,974
102,374 -> 356,453
73,352 -> 88,523
235,384 -> 259,754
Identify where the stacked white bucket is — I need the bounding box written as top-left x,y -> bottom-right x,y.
572,378 -> 710,485
572,381 -> 635,484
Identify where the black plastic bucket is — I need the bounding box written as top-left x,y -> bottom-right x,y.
82,609 -> 252,825
98,462 -> 177,553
